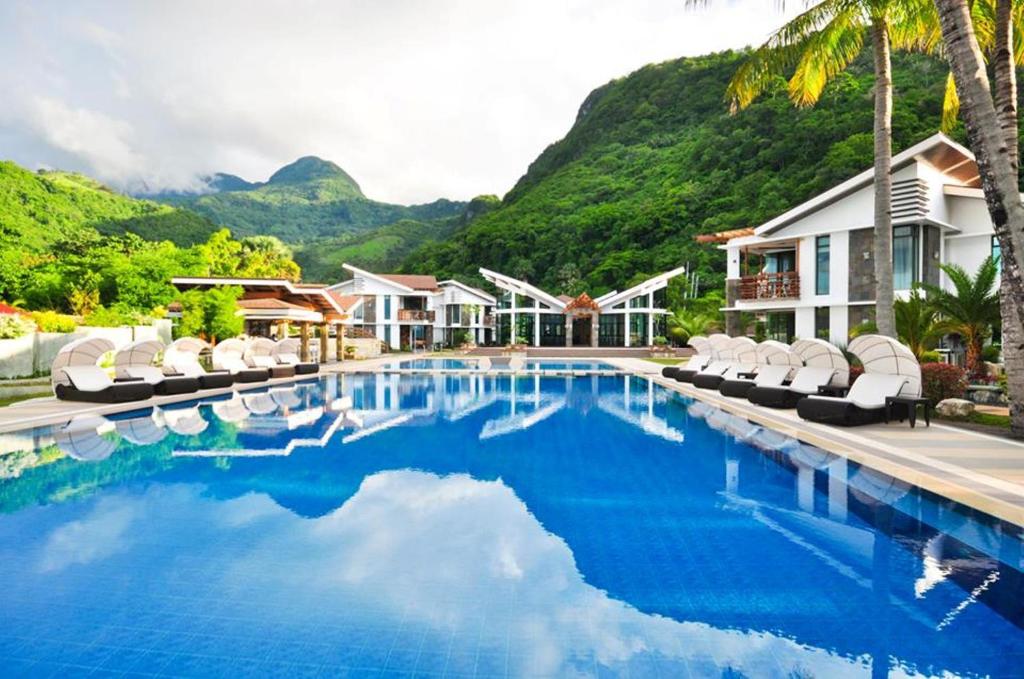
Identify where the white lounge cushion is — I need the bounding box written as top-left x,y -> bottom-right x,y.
683,355 -> 711,370
248,355 -> 277,369
752,364 -> 792,387
700,361 -> 731,376
277,352 -> 302,365
167,358 -> 205,378
804,373 -> 910,410
124,366 -> 167,385
721,363 -> 757,380
218,356 -> 254,374
60,366 -> 114,392
788,367 -> 838,394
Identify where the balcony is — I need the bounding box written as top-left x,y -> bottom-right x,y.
739,272 -> 800,301
398,309 -> 435,322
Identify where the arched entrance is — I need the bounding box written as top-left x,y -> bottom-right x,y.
564,293 -> 600,348
572,316 -> 592,346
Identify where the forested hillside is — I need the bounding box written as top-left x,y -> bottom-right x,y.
0,162 -> 218,249
160,156 -> 465,242
401,50 -> 958,295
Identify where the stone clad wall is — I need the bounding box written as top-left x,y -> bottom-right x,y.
848,228 -> 876,302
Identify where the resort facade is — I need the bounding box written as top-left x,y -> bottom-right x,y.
328,264 -> 496,350
480,266 -> 686,347
713,134 -> 997,344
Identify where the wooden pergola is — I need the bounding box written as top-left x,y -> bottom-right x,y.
171,277 -> 358,363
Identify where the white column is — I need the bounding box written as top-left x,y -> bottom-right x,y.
511,293 -> 517,344
624,312 -> 631,347
534,311 -> 540,347
648,293 -> 655,344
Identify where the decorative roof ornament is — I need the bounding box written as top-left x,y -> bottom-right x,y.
563,292 -> 600,313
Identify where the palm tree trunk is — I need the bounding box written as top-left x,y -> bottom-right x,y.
936,0 -> 1024,435
872,19 -> 896,338
994,0 -> 1024,435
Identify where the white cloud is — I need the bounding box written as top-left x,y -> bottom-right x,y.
0,0 -> 798,203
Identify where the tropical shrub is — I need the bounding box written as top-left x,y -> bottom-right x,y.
30,310 -> 76,333
919,350 -> 941,364
895,289 -> 948,359
0,313 -> 35,339
83,306 -> 130,328
982,344 -> 1002,364
652,335 -> 668,346
920,363 -> 968,403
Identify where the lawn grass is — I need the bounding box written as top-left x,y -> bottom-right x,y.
645,358 -> 683,365
0,393 -> 48,408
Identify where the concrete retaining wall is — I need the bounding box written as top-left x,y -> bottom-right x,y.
0,320 -> 174,379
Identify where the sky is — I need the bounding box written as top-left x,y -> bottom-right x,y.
0,1 -> 798,205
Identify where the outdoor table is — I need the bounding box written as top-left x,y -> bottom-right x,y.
885,395 -> 932,428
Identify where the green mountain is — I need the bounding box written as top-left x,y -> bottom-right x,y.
0,161 -> 219,250
160,156 -> 465,243
295,195 -> 500,282
401,50 -> 955,295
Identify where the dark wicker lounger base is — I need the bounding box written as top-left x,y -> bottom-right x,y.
796,398 -> 885,426
661,366 -> 680,379
233,368 -> 270,383
718,379 -> 757,398
674,369 -> 701,383
747,386 -> 806,409
197,372 -> 234,389
692,373 -> 728,390
267,365 -> 296,378
56,381 -> 155,403
293,363 -> 319,375
153,376 -> 201,395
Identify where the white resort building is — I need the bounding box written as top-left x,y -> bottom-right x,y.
712,133 -> 998,343
328,264 -> 496,350
480,266 -> 686,347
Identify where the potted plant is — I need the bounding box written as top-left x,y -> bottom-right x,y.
650,335 -> 673,357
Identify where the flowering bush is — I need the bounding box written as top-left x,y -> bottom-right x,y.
30,310 -> 77,333
0,313 -> 36,339
920,362 -> 968,403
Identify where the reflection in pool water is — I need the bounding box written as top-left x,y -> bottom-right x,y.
0,373 -> 1022,677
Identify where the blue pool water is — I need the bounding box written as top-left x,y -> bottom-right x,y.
0,374 -> 1022,677
398,358 -> 612,371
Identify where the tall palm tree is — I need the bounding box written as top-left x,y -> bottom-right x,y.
934,0 -> 1024,433
920,257 -> 1001,378
726,0 -> 935,339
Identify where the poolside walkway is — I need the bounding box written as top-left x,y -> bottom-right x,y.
605,357 -> 1024,527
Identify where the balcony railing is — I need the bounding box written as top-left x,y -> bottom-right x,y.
739,272 -> 800,301
398,309 -> 435,322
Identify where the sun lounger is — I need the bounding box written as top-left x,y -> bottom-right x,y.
693,362 -> 757,390
213,339 -> 270,383
747,366 -> 837,409
718,364 -> 792,398
54,365 -> 155,403
662,354 -> 710,379
119,366 -> 200,395
675,360 -> 729,384
796,373 -> 911,426
248,354 -> 296,378
273,338 -> 319,374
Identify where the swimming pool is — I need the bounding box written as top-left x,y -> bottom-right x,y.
396,358 -> 613,371
0,374 -> 1022,677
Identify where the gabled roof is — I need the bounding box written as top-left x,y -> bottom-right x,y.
327,292 -> 363,311
695,228 -> 755,244
379,274 -> 439,291
756,133 -> 979,236
598,265 -> 687,309
479,268 -> 567,310
171,276 -> 349,319
438,279 -> 497,304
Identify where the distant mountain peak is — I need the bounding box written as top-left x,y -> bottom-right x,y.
267,156 -> 362,194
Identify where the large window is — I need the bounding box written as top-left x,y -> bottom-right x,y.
893,225 -> 919,290
539,314 -> 565,347
816,236 -> 830,295
629,296 -> 646,309
766,311 -> 796,343
515,314 -> 534,344
815,306 -> 830,340
384,325 -> 391,346
446,304 -> 461,325
993,236 -> 1002,273
599,315 -> 624,346
383,295 -> 392,321
629,314 -> 648,346
765,250 -> 797,273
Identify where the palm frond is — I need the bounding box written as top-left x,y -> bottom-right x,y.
942,72 -> 961,131
787,8 -> 866,106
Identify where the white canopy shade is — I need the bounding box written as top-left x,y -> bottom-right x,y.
51,337 -> 115,374
274,338 -> 301,357
848,334 -> 921,396
167,337 -> 209,356
246,337 -> 277,358
115,412 -> 168,445
213,338 -> 248,362
706,333 -> 732,359
687,335 -> 711,355
755,340 -> 803,367
790,338 -> 850,385
113,340 -> 165,370
726,336 -> 758,364
54,415 -> 118,461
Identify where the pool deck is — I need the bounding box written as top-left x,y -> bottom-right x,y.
605,357 -> 1024,527
4,354 -> 1024,527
